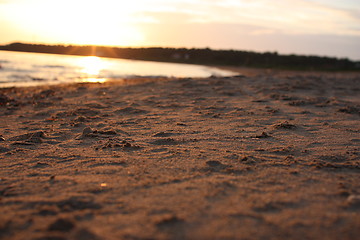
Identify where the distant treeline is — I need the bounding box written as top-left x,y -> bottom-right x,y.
1,42 -> 359,71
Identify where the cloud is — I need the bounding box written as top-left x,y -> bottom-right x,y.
3,0 -> 359,36
137,0 -> 360,36
347,8 -> 360,21
249,28 -> 278,36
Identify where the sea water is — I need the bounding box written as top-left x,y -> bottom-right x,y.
0,50 -> 237,88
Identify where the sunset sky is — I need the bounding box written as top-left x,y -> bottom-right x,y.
1,0 -> 359,60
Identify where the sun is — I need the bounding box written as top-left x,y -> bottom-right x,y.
10,0 -> 145,46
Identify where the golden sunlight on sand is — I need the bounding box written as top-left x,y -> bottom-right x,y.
1,71 -> 359,239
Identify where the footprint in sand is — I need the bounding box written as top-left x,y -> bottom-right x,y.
114,106 -> 148,115
9,131 -> 47,145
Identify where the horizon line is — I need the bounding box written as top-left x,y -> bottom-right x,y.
1,41 -> 358,61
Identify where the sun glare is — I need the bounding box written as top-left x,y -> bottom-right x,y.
9,0 -> 145,46
77,56 -> 109,83
79,56 -> 107,75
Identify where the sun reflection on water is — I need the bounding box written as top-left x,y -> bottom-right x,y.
82,78 -> 107,83
77,56 -> 109,83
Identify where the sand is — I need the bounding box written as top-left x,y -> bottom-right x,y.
0,69 -> 359,240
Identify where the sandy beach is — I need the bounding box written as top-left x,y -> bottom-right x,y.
0,69 -> 359,240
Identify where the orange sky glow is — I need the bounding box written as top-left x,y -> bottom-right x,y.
0,0 -> 359,60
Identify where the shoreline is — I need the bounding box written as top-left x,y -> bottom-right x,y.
0,50 -> 239,89
2,43 -> 359,71
0,70 -> 359,239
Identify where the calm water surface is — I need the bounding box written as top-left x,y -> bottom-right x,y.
0,50 -> 237,88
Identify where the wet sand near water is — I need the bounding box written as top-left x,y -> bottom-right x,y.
0,70 -> 359,240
